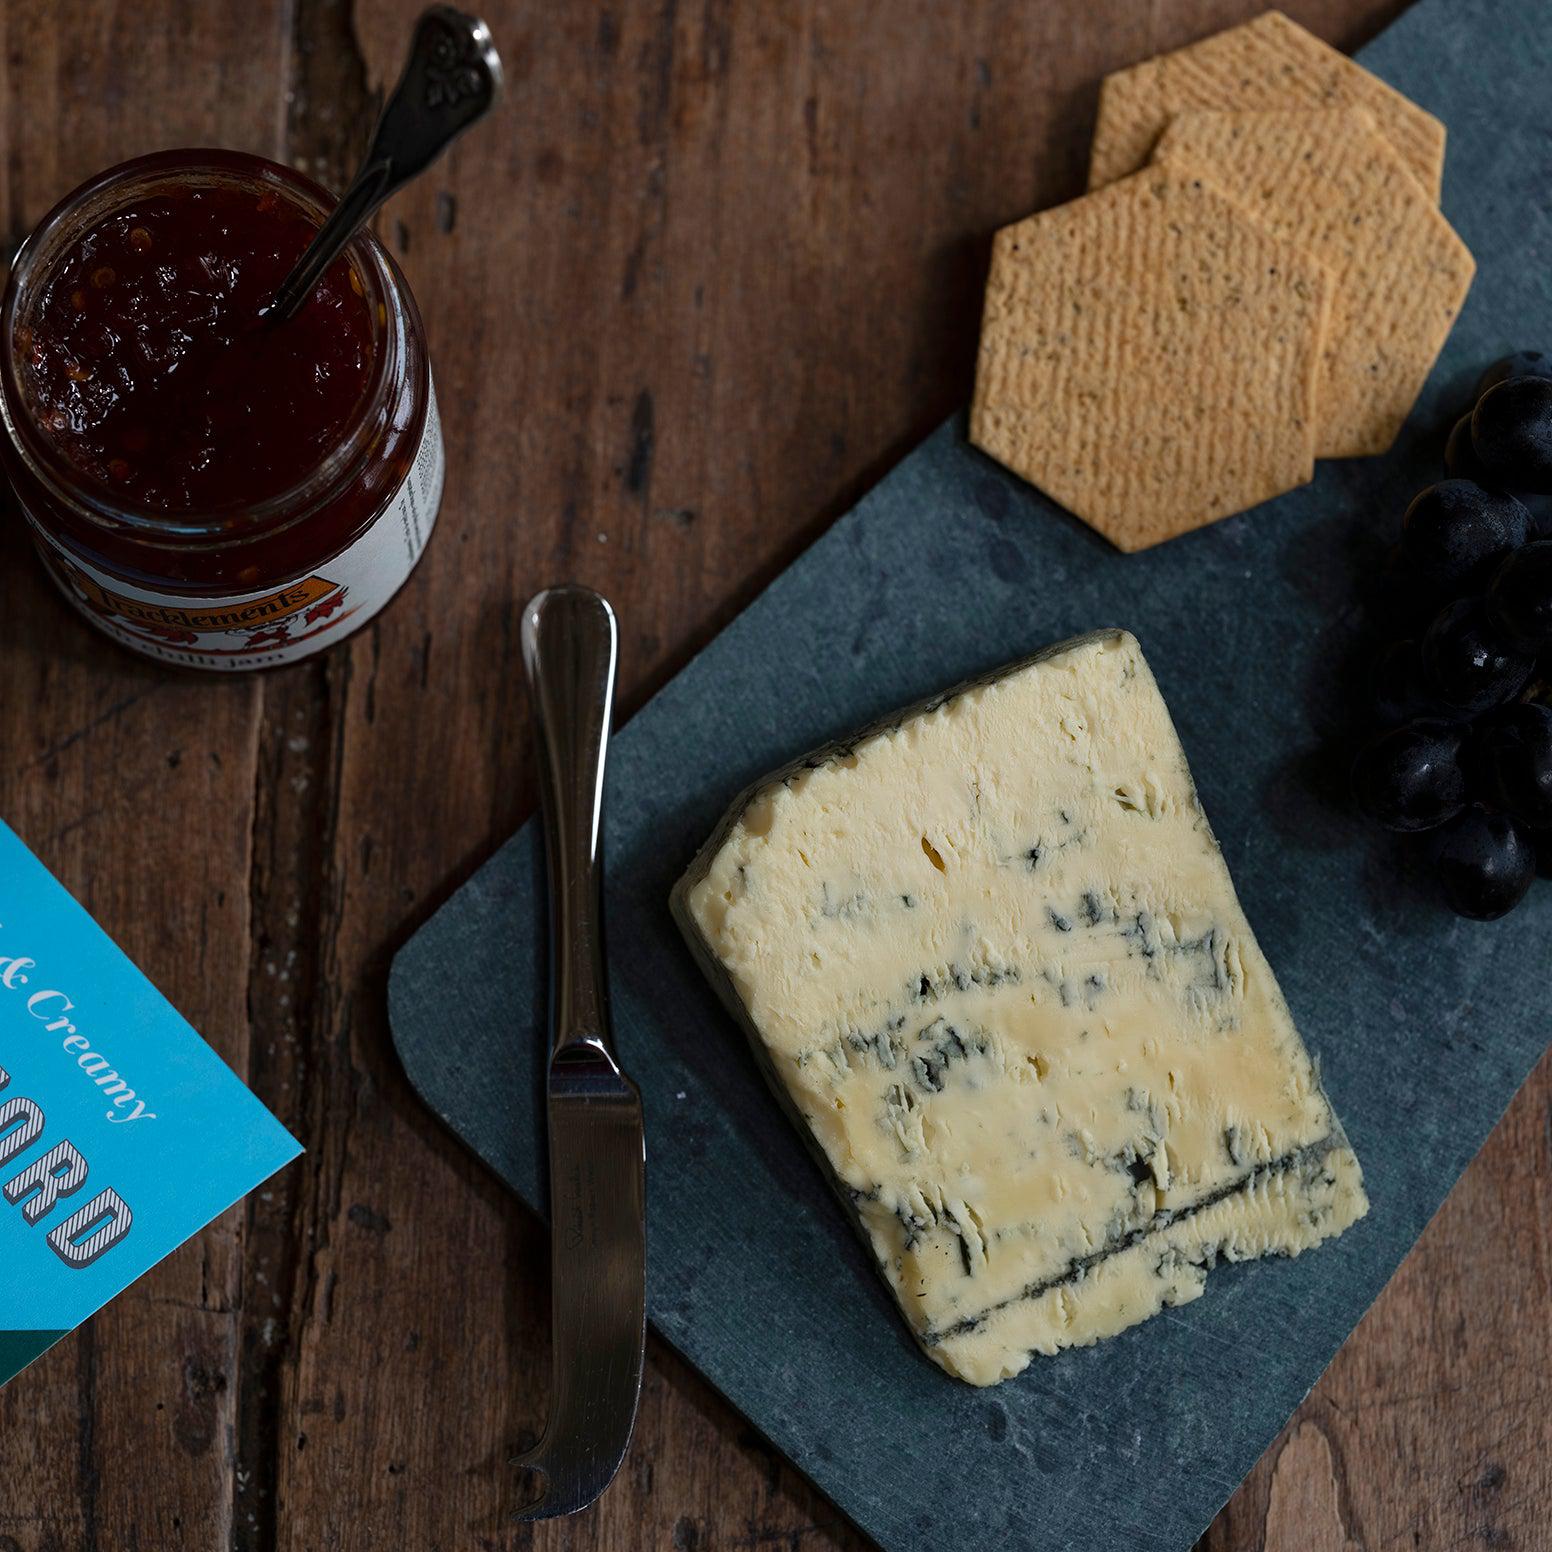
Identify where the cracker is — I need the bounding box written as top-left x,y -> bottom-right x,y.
970,167 -> 1331,552
1154,108 -> 1474,458
1088,11 -> 1445,201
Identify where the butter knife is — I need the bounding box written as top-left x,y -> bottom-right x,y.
514,585 -> 647,1520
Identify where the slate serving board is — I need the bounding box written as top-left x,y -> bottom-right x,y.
389,2 -> 1552,1545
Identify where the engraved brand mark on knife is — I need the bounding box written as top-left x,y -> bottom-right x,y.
563,1157 -> 596,1252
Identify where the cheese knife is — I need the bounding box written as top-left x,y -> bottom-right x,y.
513,585 -> 647,1520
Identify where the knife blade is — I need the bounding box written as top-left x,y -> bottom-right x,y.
513,585 -> 646,1521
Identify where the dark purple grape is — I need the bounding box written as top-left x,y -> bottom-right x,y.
1436,805 -> 1536,919
1443,416 -> 1552,529
1352,720 -> 1468,831
1444,413 -> 1491,484
1473,703 -> 1552,827
1400,480 -> 1531,593
1370,638 -> 1444,725
1421,596 -> 1534,713
1369,544 -> 1445,634
1486,540 -> 1552,650
1476,351 -> 1552,399
1519,493 -> 1552,540
1472,377 -> 1552,492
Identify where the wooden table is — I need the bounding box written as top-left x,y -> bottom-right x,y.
1,2 -> 1547,1547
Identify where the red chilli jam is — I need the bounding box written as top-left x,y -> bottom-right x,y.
0,150 -> 443,670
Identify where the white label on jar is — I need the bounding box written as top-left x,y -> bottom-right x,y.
26,380 -> 445,672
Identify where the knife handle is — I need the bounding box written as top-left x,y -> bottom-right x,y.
521,585 -> 619,1058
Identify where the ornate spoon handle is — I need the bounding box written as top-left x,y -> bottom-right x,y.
266,6 -> 501,322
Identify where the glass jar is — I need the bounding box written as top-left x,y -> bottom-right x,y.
0,149 -> 444,670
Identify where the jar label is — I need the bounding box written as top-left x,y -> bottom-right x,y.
27,380 -> 445,671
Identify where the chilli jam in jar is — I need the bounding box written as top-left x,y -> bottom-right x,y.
0,149 -> 443,670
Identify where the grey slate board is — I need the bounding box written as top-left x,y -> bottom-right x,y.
388,2 -> 1552,1546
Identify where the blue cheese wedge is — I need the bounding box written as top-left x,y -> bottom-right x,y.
673,630 -> 1367,1386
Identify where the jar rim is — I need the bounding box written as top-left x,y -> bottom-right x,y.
0,148 -> 403,548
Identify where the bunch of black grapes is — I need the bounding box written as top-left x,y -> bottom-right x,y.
1354,353 -> 1552,920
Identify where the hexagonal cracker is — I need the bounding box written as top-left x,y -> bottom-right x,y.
970,168 -> 1332,552
1088,10 -> 1446,203
1155,108 -> 1474,459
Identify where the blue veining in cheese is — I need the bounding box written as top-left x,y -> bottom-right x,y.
673,630 -> 1367,1386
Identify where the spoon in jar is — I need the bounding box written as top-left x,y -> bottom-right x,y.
263,5 -> 502,324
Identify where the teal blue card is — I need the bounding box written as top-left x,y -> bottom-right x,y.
0,820 -> 300,1385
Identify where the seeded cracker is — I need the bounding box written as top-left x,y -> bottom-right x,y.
969,168 -> 1331,552
1153,109 -> 1473,460
1088,10 -> 1445,201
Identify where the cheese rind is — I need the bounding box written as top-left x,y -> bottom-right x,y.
673,631 -> 1367,1385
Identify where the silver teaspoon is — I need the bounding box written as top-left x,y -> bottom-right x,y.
264,5 -> 502,323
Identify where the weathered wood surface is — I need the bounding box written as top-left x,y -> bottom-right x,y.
0,2 -> 1546,1549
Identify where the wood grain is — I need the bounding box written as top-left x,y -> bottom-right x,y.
0,2 -> 1546,1550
